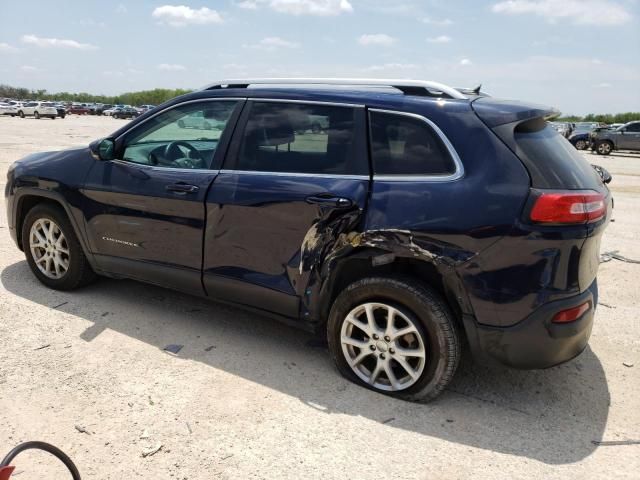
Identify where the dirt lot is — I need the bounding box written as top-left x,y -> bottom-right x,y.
0,115 -> 638,479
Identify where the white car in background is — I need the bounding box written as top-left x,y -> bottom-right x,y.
17,101 -> 58,119
103,104 -> 125,116
0,102 -> 18,116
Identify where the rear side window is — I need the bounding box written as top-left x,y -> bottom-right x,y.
514,121 -> 601,189
369,110 -> 456,176
234,102 -> 365,175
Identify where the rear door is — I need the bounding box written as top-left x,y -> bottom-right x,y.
204,99 -> 369,318
82,98 -> 243,293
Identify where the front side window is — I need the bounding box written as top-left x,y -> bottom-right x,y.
369,111 -> 456,176
120,100 -> 238,169
233,102 -> 361,175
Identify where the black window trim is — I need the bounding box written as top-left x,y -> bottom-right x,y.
220,98 -> 370,180
368,108 -> 465,182
112,97 -> 246,173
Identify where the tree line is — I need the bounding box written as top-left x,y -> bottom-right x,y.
0,84 -> 192,106
556,112 -> 640,124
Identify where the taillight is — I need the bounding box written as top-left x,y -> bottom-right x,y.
530,190 -> 606,224
552,301 -> 591,323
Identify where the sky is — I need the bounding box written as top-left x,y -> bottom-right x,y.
0,0 -> 639,115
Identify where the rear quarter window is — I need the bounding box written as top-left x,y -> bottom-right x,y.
369,110 -> 456,176
514,121 -> 602,190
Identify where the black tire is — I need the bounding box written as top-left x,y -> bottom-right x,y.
596,140 -> 613,155
18,110 -> 24,118
22,203 -> 96,290
327,276 -> 460,402
34,111 -> 40,119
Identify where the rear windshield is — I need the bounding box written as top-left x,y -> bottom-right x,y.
514,122 -> 602,190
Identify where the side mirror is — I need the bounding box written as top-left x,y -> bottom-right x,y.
90,138 -> 115,160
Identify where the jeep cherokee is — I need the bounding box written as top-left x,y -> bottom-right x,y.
4,79 -> 612,401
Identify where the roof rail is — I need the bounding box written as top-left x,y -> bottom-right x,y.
201,78 -> 467,100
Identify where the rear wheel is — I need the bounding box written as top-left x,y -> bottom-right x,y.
596,140 -> 613,155
574,139 -> 587,150
22,203 -> 96,290
327,276 -> 460,402
18,110 -> 24,118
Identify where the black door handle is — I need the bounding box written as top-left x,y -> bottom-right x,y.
166,183 -> 199,194
305,194 -> 353,208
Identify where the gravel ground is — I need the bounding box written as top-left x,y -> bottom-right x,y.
0,115 -> 638,479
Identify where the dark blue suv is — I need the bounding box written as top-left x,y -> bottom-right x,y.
5,79 -> 612,401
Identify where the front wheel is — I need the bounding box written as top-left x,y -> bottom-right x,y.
18,110 -> 24,118
596,140 -> 613,155
327,277 -> 460,402
34,111 -> 40,119
22,203 -> 96,290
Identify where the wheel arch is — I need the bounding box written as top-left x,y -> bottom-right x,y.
315,248 -> 471,337
14,189 -> 93,265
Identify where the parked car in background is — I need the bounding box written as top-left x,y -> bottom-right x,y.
103,105 -> 124,116
177,110 -> 223,130
592,121 -> 640,155
17,101 -> 58,119
95,104 -> 113,115
68,104 -> 91,115
568,123 -> 601,150
4,78 -> 612,401
549,121 -> 572,138
52,103 -> 67,119
0,102 -> 18,116
136,104 -> 156,115
112,106 -> 139,119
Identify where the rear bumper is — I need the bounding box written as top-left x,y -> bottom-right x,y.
463,280 -> 597,369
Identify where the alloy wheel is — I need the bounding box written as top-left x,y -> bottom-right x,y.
29,218 -> 70,279
598,142 -> 611,154
340,302 -> 426,391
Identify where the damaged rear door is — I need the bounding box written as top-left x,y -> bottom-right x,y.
203,99 -> 369,318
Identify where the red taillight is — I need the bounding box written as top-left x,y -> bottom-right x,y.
552,301 -> 591,323
530,190 -> 606,224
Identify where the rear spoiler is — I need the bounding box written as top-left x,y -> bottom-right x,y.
471,97 -> 560,128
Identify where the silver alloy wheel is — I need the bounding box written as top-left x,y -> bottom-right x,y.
598,142 -> 612,154
575,140 -> 586,150
340,302 -> 426,392
29,218 -> 70,279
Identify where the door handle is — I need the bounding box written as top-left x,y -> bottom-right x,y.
166,183 -> 199,194
305,194 -> 353,208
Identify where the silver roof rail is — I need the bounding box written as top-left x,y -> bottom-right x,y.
201,78 -> 467,100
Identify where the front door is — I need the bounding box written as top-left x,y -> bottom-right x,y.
204,100 -> 370,318
82,98 -> 243,293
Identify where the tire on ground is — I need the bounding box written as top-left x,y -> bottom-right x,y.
21,202 -> 96,290
327,276 -> 460,402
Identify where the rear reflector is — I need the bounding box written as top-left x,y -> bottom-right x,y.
530,190 -> 606,224
552,301 -> 591,323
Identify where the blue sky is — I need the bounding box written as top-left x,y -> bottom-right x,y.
0,0 -> 638,115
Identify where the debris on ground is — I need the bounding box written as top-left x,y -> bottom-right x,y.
163,344 -> 183,355
591,440 -> 640,446
33,344 -> 51,351
600,251 -> 640,264
75,425 -> 91,435
51,301 -> 68,309
140,429 -> 150,439
623,362 -> 634,368
141,443 -> 163,458
204,345 -> 216,351
598,302 -> 615,309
